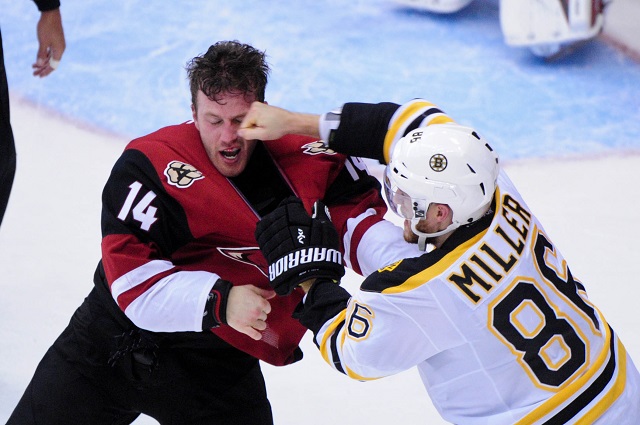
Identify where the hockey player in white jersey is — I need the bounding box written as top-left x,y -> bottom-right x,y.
242,99 -> 640,424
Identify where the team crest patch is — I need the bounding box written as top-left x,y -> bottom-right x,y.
429,154 -> 447,172
164,161 -> 204,188
302,141 -> 337,155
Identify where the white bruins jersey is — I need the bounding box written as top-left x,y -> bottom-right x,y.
308,99 -> 640,424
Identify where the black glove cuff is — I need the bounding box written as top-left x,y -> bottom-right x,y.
202,279 -> 233,330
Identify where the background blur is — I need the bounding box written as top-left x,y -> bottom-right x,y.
3,0 -> 639,158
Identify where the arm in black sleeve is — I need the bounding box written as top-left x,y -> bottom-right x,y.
33,0 -> 60,12
293,279 -> 351,335
327,102 -> 401,163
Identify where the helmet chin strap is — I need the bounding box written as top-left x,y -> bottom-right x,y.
411,220 -> 460,251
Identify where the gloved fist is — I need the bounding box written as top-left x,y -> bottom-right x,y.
255,197 -> 345,296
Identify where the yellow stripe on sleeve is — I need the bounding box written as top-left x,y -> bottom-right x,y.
383,100 -> 436,164
382,229 -> 488,295
319,309 -> 347,366
574,338 -> 627,424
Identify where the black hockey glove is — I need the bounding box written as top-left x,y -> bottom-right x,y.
255,196 -> 345,296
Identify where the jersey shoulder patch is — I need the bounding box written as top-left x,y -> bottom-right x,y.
361,251 -> 447,293
164,161 -> 204,188
302,140 -> 337,155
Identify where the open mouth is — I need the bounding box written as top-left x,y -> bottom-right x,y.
221,148 -> 241,160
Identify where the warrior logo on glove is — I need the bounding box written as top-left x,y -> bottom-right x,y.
268,247 -> 342,282
255,197 -> 345,296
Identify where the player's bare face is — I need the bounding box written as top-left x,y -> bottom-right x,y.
193,91 -> 258,177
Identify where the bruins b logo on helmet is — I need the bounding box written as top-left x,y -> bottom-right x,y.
164,161 -> 204,188
302,141 -> 337,155
429,154 -> 448,172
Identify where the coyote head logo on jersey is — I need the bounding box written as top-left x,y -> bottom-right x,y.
302,141 -> 337,155
164,161 -> 205,188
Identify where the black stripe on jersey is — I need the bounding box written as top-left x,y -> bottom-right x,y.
545,325 -> 618,425
361,209 -> 494,293
361,250 -> 449,293
404,108 -> 444,136
330,321 -> 347,375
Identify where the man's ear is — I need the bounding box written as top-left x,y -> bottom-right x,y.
436,204 -> 453,223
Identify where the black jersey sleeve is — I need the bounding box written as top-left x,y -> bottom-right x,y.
33,0 -> 60,12
327,102 -> 401,163
101,149 -> 192,257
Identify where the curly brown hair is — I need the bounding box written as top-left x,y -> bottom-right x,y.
186,40 -> 270,109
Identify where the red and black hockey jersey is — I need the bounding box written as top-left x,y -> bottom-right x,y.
97,121 -> 403,366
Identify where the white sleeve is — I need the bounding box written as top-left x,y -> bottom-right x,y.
319,107 -> 343,144
315,290 -> 435,380
344,210 -> 422,276
111,260 -> 218,332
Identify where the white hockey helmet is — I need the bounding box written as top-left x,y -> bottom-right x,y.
499,0 -> 607,58
394,0 -> 474,14
384,124 -> 499,249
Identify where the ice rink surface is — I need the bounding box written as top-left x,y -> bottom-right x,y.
1,0 -> 639,424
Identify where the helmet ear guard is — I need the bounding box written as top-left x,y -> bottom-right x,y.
384,124 -> 499,250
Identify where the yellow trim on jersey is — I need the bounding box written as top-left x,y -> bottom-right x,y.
574,339 -> 627,425
428,115 -> 455,126
319,309 -> 347,366
318,306 -> 382,381
382,100 -> 438,164
343,364 -> 382,381
381,186 -> 502,295
381,229 -> 488,294
488,276 -> 593,392
513,318 -> 623,424
530,225 -> 602,337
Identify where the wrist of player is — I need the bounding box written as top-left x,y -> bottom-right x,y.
298,278 -> 318,293
293,278 -> 350,332
319,107 -> 342,146
202,279 -> 233,330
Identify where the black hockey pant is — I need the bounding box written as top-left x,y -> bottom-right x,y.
7,287 -> 274,425
0,29 -> 17,229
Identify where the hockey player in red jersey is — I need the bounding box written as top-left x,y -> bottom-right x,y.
7,41 -> 419,425
243,99 -> 640,424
